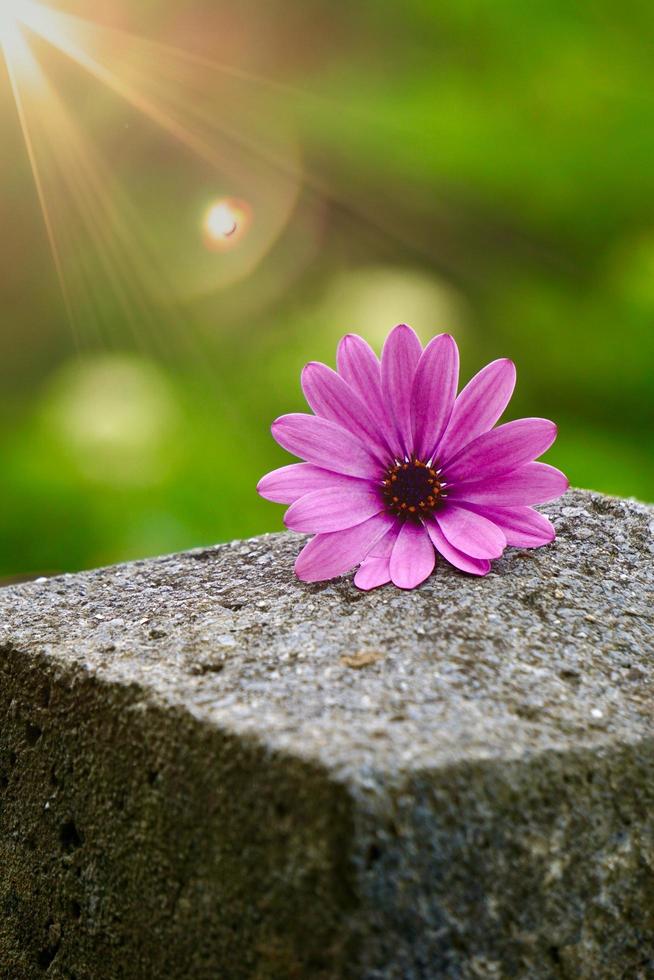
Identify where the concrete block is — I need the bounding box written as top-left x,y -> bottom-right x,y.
1,489 -> 653,978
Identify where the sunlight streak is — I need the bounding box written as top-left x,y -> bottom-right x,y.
1,11 -> 183,346
18,3 -> 304,187
1,16 -> 76,330
0,0 -> 303,332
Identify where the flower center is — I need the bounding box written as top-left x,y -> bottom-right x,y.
382,457 -> 444,520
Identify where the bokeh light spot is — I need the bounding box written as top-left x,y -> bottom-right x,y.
322,265 -> 468,347
43,355 -> 180,487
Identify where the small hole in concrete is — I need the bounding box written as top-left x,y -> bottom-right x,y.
37,946 -> 57,969
366,843 -> 382,867
147,770 -> 159,786
36,923 -> 61,972
274,802 -> 289,819
194,661 -> 225,676
25,723 -> 42,746
60,820 -> 83,851
549,946 -> 561,964
221,599 -> 244,611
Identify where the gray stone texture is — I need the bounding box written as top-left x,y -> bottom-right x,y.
0,488 -> 653,979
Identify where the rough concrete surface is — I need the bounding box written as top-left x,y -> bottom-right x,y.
0,488 -> 653,979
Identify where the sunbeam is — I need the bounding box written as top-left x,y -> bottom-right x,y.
1,0 -> 302,334
1,9 -> 76,331
0,0 -> 31,46
17,2 -> 305,185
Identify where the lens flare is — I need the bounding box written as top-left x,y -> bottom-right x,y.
1,0 -> 302,327
203,198 -> 251,250
207,203 -> 237,239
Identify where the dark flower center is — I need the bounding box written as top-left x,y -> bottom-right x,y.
382,458 -> 444,520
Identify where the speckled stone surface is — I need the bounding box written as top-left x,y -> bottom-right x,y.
1,488 -> 653,979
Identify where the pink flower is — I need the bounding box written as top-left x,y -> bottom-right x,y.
257,324 -> 568,590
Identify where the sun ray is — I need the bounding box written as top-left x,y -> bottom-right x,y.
32,3 -> 447,274
18,2 -> 304,190
1,15 -> 76,332
1,0 -> 441,356
0,0 -> 305,356
1,17 -> 182,351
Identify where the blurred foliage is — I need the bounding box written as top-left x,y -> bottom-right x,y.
0,0 -> 653,578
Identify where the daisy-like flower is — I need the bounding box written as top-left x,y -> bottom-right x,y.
257,324 -> 568,590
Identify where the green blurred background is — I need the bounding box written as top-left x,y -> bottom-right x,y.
1,0 -> 653,580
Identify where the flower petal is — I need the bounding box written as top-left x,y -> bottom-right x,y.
411,333 -> 459,461
443,418 -> 557,484
354,556 -> 392,591
272,413 -> 381,479
447,462 -> 569,506
337,333 -> 380,389
381,324 -> 423,457
460,504 -> 555,548
301,361 -> 390,461
389,520 -> 436,589
353,520 -> 402,588
294,512 -> 394,582
368,520 -> 401,557
337,334 -> 403,460
424,516 -> 491,575
435,505 -> 506,559
257,463 -> 370,504
438,358 -> 516,460
284,485 -> 384,532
